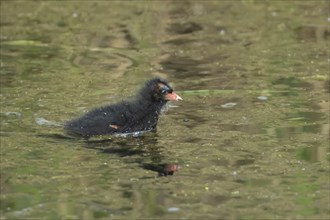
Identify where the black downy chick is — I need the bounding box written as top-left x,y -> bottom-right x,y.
64,78 -> 182,137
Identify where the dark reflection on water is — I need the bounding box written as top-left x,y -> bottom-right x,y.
86,26 -> 137,49
234,159 -> 255,167
163,38 -> 197,45
141,163 -> 179,176
272,76 -> 313,89
286,111 -> 326,122
296,146 -> 322,163
37,132 -> 180,176
160,55 -> 208,78
77,134 -> 180,176
295,25 -> 329,42
220,124 -> 265,135
275,124 -> 322,137
179,112 -> 207,129
0,44 -> 61,86
71,50 -> 136,74
167,21 -> 203,35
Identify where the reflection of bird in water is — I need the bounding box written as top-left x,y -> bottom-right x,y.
65,78 -> 182,138
141,163 -> 180,176
83,135 -> 180,176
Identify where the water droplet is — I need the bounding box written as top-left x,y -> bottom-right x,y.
232,190 -> 240,195
221,102 -> 237,108
168,207 -> 180,212
35,118 -> 61,127
219,29 -> 226,35
2,112 -> 21,117
257,96 -> 268,101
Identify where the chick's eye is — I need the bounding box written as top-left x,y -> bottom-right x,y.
161,89 -> 167,94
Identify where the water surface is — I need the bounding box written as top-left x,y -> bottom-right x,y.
1,1 -> 329,219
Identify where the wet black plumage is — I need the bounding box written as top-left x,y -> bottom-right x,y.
64,78 -> 182,137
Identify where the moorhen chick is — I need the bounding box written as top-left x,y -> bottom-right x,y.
64,78 -> 182,137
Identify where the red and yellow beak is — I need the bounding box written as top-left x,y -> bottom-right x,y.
164,92 -> 183,101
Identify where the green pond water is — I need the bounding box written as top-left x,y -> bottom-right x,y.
0,1 -> 329,219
